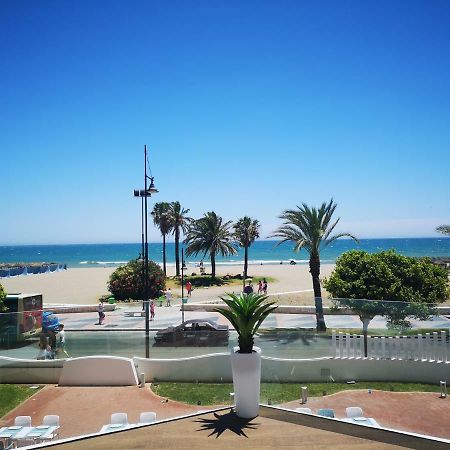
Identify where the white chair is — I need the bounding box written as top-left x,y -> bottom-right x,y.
14,416 -> 31,427
139,412 -> 156,424
110,413 -> 128,425
295,407 -> 312,414
41,415 -> 60,440
346,407 -> 364,418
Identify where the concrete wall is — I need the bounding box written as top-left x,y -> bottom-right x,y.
134,354 -> 450,384
1,354 -> 449,385
59,356 -> 138,386
0,357 -> 64,383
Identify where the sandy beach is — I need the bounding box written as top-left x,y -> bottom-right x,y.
0,264 -> 335,306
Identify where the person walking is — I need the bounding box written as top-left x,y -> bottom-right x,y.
186,280 -> 193,297
98,300 -> 105,325
257,280 -> 263,294
165,288 -> 172,307
150,300 -> 155,321
263,278 -> 268,294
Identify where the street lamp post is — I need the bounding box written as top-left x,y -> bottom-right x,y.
134,145 -> 158,358
181,248 -> 187,323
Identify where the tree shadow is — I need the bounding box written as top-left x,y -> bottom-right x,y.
194,409 -> 259,438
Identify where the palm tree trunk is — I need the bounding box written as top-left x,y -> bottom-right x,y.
243,245 -> 248,280
162,234 -> 167,276
211,253 -> 216,278
309,254 -> 326,332
175,227 -> 180,277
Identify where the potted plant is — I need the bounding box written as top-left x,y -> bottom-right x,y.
215,292 -> 277,418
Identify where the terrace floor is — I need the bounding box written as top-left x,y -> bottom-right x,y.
1,386 -> 449,442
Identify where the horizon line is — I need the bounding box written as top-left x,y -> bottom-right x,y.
1,236 -> 449,247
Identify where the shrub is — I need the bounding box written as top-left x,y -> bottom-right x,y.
323,249 -> 449,327
0,283 -> 6,311
108,259 -> 165,301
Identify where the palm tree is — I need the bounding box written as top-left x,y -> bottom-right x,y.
151,202 -> 172,276
271,199 -> 358,331
185,211 -> 237,277
167,201 -> 191,276
436,225 -> 450,236
234,217 -> 260,281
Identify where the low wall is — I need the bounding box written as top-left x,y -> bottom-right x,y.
183,303 -> 450,315
0,357 -> 64,383
59,356 -> 138,386
1,355 -> 448,385
134,354 -> 450,384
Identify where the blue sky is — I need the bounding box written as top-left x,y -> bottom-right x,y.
1,0 -> 449,244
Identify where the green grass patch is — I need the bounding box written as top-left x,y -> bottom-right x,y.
0,385 -> 41,418
151,382 -> 440,406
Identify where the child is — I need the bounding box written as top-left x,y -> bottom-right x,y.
150,300 -> 155,321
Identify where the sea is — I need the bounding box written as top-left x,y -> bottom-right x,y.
0,238 -> 449,268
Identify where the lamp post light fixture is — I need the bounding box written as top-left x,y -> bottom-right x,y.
181,248 -> 187,323
133,145 -> 158,358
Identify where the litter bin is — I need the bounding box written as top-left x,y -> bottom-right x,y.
108,296 -> 115,304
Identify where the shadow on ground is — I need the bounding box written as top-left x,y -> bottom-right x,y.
194,409 -> 259,438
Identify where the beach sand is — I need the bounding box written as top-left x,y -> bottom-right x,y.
0,264 -> 335,306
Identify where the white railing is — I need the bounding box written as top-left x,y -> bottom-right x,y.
332,330 -> 449,362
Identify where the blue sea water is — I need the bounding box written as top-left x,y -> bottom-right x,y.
0,238 -> 449,268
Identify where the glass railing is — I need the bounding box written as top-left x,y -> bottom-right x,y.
0,298 -> 449,443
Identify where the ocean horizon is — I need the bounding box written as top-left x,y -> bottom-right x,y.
0,238 -> 449,269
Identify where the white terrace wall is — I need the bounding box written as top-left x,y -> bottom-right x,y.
0,357 -> 64,383
134,355 -> 450,384
1,355 -> 449,385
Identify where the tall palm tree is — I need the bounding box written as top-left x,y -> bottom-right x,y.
436,225 -> 450,236
271,199 -> 358,331
151,202 -> 172,276
234,216 -> 260,281
167,201 -> 191,276
185,211 -> 237,277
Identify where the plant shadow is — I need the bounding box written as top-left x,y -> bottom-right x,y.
194,409 -> 259,438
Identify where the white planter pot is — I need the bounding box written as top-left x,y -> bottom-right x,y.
230,346 -> 261,418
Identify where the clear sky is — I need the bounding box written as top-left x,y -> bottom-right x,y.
1,0 -> 449,244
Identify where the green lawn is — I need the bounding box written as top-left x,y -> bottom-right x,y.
0,385 -> 41,418
151,382 -> 440,406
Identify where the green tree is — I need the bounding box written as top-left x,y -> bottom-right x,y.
185,211 -> 237,278
436,225 -> 450,236
108,259 -> 166,301
233,217 -> 260,281
215,293 -> 277,353
167,201 -> 191,277
323,250 -> 449,354
151,202 -> 172,276
271,199 -> 357,331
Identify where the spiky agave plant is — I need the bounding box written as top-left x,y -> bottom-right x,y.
215,293 -> 277,353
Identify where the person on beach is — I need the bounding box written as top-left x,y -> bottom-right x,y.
263,278 -> 268,294
98,300 -> 105,325
186,280 -> 193,297
165,288 -> 172,307
150,300 -> 155,321
257,280 -> 263,294
57,324 -> 70,358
